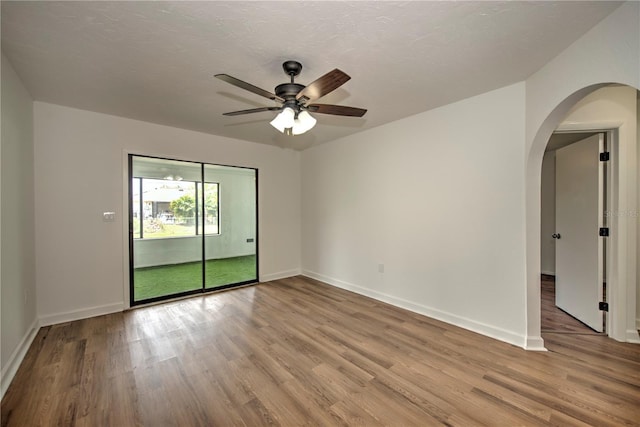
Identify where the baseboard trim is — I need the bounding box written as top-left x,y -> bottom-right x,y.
302,270 -> 527,349
260,269 -> 301,283
525,336 -> 547,351
39,302 -> 124,327
1,318 -> 40,399
625,328 -> 640,343
540,270 -> 555,276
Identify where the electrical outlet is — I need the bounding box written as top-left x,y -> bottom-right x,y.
378,264 -> 385,273
103,212 -> 116,222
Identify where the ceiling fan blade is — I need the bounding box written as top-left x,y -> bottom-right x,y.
307,104 -> 367,117
296,69 -> 351,103
215,74 -> 284,103
222,107 -> 281,116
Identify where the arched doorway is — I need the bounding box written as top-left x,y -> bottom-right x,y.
525,83 -> 639,349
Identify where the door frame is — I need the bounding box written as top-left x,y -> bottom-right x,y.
526,84 -> 640,350
549,130 -> 610,333
551,125 -> 618,337
122,151 -> 259,308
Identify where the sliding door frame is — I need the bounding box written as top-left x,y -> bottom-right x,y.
127,153 -> 259,307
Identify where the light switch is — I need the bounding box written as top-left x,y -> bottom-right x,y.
103,212 -> 116,222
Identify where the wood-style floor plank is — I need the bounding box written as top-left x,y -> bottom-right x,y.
541,275 -> 602,335
2,275 -> 639,426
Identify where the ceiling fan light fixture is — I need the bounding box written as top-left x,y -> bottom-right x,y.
270,107 -> 295,133
292,110 -> 317,135
218,61 -> 366,136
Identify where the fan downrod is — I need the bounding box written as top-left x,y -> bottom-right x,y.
276,60 -> 305,99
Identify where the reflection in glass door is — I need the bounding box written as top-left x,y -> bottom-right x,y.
129,155 -> 258,305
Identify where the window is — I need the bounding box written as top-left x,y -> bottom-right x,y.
132,177 -> 219,239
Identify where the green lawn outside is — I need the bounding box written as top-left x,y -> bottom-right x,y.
133,255 -> 256,301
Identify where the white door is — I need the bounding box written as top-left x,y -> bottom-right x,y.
555,134 -> 604,332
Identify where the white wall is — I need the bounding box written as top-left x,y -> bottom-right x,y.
540,151 -> 556,275
134,234 -> 256,268
302,82 -> 528,347
1,54 -> 38,397
34,102 -> 301,324
524,1 -> 640,345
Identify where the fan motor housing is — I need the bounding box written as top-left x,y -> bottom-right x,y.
275,83 -> 305,100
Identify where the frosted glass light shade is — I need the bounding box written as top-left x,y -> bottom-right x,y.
270,107 -> 295,132
292,111 -> 317,135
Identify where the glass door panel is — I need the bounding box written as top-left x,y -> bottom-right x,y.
130,156 -> 258,305
204,164 -> 257,289
131,156 -> 203,303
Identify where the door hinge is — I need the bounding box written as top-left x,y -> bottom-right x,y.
599,152 -> 610,161
599,302 -> 609,312
599,227 -> 609,237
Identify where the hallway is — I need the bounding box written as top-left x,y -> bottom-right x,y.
540,275 -> 602,335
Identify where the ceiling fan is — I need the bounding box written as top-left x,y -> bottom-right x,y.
215,60 -> 367,136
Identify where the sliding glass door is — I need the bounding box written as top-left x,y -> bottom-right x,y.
204,164 -> 257,289
129,155 -> 257,305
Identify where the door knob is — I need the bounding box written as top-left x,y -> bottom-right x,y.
552,233 -> 561,239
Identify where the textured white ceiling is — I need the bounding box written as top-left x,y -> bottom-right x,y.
1,1 -> 622,150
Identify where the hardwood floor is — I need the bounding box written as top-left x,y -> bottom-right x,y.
540,275 -> 602,334
2,276 -> 639,426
